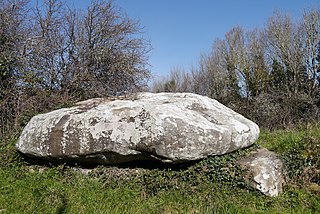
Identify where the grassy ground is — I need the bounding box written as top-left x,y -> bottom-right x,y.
0,125 -> 319,213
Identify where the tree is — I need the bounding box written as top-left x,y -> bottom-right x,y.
23,0 -> 151,99
73,0 -> 151,97
0,0 -> 151,141
151,67 -> 193,93
221,27 -> 270,98
0,0 -> 29,98
192,40 -> 230,101
0,0 -> 31,139
153,8 -> 320,129
264,11 -> 308,94
302,9 -> 320,94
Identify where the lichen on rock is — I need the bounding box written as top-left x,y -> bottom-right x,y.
238,148 -> 285,197
16,92 -> 260,165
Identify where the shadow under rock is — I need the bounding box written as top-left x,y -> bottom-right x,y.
19,152 -> 201,171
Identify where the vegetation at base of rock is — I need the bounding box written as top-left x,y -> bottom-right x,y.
139,146 -> 256,197
1,125 -> 320,213
259,125 -> 320,188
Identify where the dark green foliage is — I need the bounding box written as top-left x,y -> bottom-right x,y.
0,138 -> 24,169
142,169 -> 179,196
258,126 -> 320,186
270,60 -> 286,91
0,23 -> 16,99
201,151 -> 251,189
281,135 -> 320,185
141,145 -> 258,197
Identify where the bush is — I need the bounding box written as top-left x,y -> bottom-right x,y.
0,91 -> 75,143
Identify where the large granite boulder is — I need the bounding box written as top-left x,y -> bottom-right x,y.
16,93 -> 259,164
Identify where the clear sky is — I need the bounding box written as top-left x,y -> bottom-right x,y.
32,0 -> 320,79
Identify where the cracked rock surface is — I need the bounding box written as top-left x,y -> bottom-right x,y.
16,92 -> 260,164
238,148 -> 285,197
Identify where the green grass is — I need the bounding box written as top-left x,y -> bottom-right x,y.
258,125 -> 320,185
0,125 -> 320,213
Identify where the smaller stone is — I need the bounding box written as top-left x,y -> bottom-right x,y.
79,168 -> 93,176
238,148 -> 285,197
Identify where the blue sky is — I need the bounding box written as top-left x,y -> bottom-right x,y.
32,0 -> 320,79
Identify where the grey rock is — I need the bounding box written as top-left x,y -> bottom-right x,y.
238,148 -> 285,197
16,92 -> 260,164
